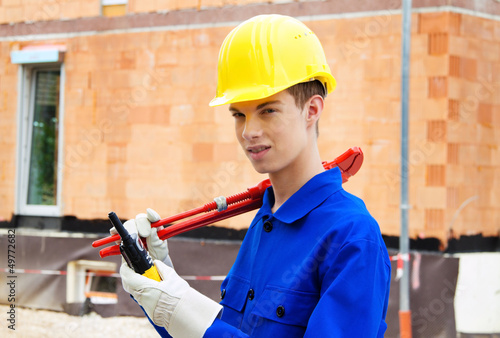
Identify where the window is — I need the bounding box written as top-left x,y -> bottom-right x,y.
101,0 -> 127,17
66,260 -> 118,305
16,66 -> 65,216
27,70 -> 60,205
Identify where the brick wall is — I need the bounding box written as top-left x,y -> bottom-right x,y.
418,12 -> 500,242
0,2 -> 499,244
0,0 -> 101,23
0,40 -> 18,223
56,27 -> 262,230
0,0 -> 302,24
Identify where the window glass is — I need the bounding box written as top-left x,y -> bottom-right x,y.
26,70 -> 60,205
102,0 -> 127,17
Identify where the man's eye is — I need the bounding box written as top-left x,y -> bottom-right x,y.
232,112 -> 245,118
261,108 -> 276,114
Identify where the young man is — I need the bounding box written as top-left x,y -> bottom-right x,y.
119,14 -> 391,337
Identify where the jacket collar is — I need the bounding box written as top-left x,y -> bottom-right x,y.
255,167 -> 343,224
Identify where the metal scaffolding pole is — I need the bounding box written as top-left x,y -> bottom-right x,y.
400,0 -> 412,337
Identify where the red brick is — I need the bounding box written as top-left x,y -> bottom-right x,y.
417,187 -> 447,209
364,58 -> 398,79
493,147 -> 500,166
428,76 -> 448,98
447,121 -> 477,144
428,33 -> 448,55
477,166 -> 496,190
192,143 -> 214,162
130,105 -> 170,124
449,55 -> 460,77
106,176 -> 126,200
464,38 -> 482,59
80,0 -> 100,17
477,103 -> 493,126
417,55 -> 448,77
447,143 -> 459,164
449,56 -> 477,81
103,124 -> 131,143
198,0 -> 222,8
129,0 -> 158,13
462,57 -> 477,81
484,42 -> 500,63
118,51 -> 137,70
365,79 -> 400,100
493,105 -> 500,128
67,71 -> 90,89
447,186 -> 459,209
0,7 -> 6,26
426,165 -> 445,186
418,141 -> 447,165
449,36 -> 468,57
60,1 -> 81,20
23,4 -> 43,22
427,120 -> 447,142
4,6 -> 23,23
448,99 -> 460,120
65,88 -> 84,108
449,13 -> 461,35
2,0 -> 22,8
107,143 -> 127,164
419,12 -> 450,34
477,145 -> 493,165
411,34 -> 429,56
173,0 -> 199,10
214,143 -> 239,162
425,209 -> 444,231
363,120 -> 399,144
461,15 -> 495,41
448,82 -> 469,113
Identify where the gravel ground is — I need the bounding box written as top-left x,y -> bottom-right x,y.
0,304 -> 159,337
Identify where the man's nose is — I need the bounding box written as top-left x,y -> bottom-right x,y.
242,116 -> 263,141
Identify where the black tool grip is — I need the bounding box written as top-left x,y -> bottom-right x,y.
108,212 -> 128,239
108,211 -> 155,276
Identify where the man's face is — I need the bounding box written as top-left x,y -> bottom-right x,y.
229,90 -> 311,177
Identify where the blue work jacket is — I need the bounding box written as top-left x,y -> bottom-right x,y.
204,167 -> 391,337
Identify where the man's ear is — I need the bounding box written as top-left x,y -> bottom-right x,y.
304,95 -> 324,128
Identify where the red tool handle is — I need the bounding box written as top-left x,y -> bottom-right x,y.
98,198 -> 264,258
92,178 -> 271,250
93,147 -> 363,257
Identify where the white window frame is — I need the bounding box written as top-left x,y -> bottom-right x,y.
101,0 -> 128,6
15,64 -> 65,217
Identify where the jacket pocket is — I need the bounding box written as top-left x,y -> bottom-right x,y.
220,275 -> 250,312
251,286 -> 319,327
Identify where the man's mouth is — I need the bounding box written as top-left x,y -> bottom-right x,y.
247,146 -> 271,160
248,146 -> 270,153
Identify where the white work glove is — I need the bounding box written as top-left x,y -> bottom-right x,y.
110,208 -> 173,267
120,260 -> 222,338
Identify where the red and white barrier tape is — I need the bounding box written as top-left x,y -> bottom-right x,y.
2,255 -> 408,282
391,253 -> 410,281
1,268 -> 225,281
3,268 -> 68,276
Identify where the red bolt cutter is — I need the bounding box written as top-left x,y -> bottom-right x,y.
92,147 -> 363,258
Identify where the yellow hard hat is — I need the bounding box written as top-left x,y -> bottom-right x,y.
209,14 -> 336,107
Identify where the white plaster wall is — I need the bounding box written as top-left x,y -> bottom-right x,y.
454,253 -> 500,333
